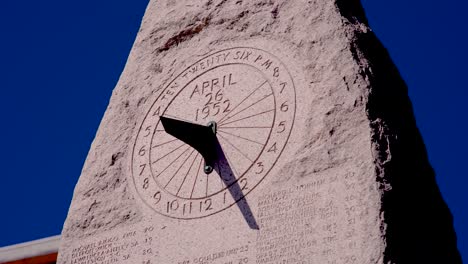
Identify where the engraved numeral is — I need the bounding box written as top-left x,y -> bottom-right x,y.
153,191 -> 161,204
273,67 -> 280,77
280,82 -> 286,94
280,101 -> 289,112
213,102 -> 221,115
152,106 -> 161,116
200,199 -> 213,212
223,99 -> 231,113
255,162 -> 264,174
195,90 -> 231,120
139,145 -> 147,156
277,121 -> 286,133
240,178 -> 248,191
182,202 -> 193,215
143,126 -> 152,137
167,199 -> 179,213
267,143 -> 277,153
139,164 -> 146,176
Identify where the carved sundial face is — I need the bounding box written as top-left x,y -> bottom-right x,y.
131,47 -> 296,219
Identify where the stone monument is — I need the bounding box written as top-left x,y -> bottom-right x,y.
58,0 -> 461,263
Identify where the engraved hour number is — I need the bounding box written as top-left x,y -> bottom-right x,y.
167,199 -> 179,213
139,145 -> 147,156
139,164 -> 146,176
182,202 -> 193,215
166,199 -> 213,215
240,178 -> 248,191
201,198 -> 213,212
280,82 -> 286,94
153,191 -> 161,204
280,101 -> 289,112
277,121 -> 286,133
255,162 -> 264,174
143,178 -> 149,189
143,126 -> 152,137
267,142 -> 277,153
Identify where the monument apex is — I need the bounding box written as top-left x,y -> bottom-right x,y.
58,1 -> 461,263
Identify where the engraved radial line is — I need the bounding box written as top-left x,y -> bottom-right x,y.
218,134 -> 253,162
222,148 -> 240,179
152,143 -> 185,164
155,146 -> 191,177
217,162 -> 224,189
219,126 -> 271,129
221,109 -> 275,126
176,153 -> 199,196
152,138 -> 178,149
218,130 -> 264,145
218,80 -> 268,123
190,156 -> 204,199
165,149 -> 196,189
220,93 -> 273,125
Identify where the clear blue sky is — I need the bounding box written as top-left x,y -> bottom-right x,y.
0,0 -> 466,261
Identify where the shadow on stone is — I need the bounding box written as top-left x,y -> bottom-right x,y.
336,0 -> 462,262
214,139 -> 260,230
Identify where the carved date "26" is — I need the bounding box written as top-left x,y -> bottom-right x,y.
195,90 -> 231,121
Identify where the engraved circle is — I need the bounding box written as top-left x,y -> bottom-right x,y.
149,63 -> 275,199
131,47 -> 296,219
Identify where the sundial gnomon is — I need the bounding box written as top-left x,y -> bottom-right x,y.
131,47 -> 296,222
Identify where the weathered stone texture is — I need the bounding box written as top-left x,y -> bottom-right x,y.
58,0 -> 461,263
335,1 -> 462,262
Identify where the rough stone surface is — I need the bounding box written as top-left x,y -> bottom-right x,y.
58,0 -> 461,263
